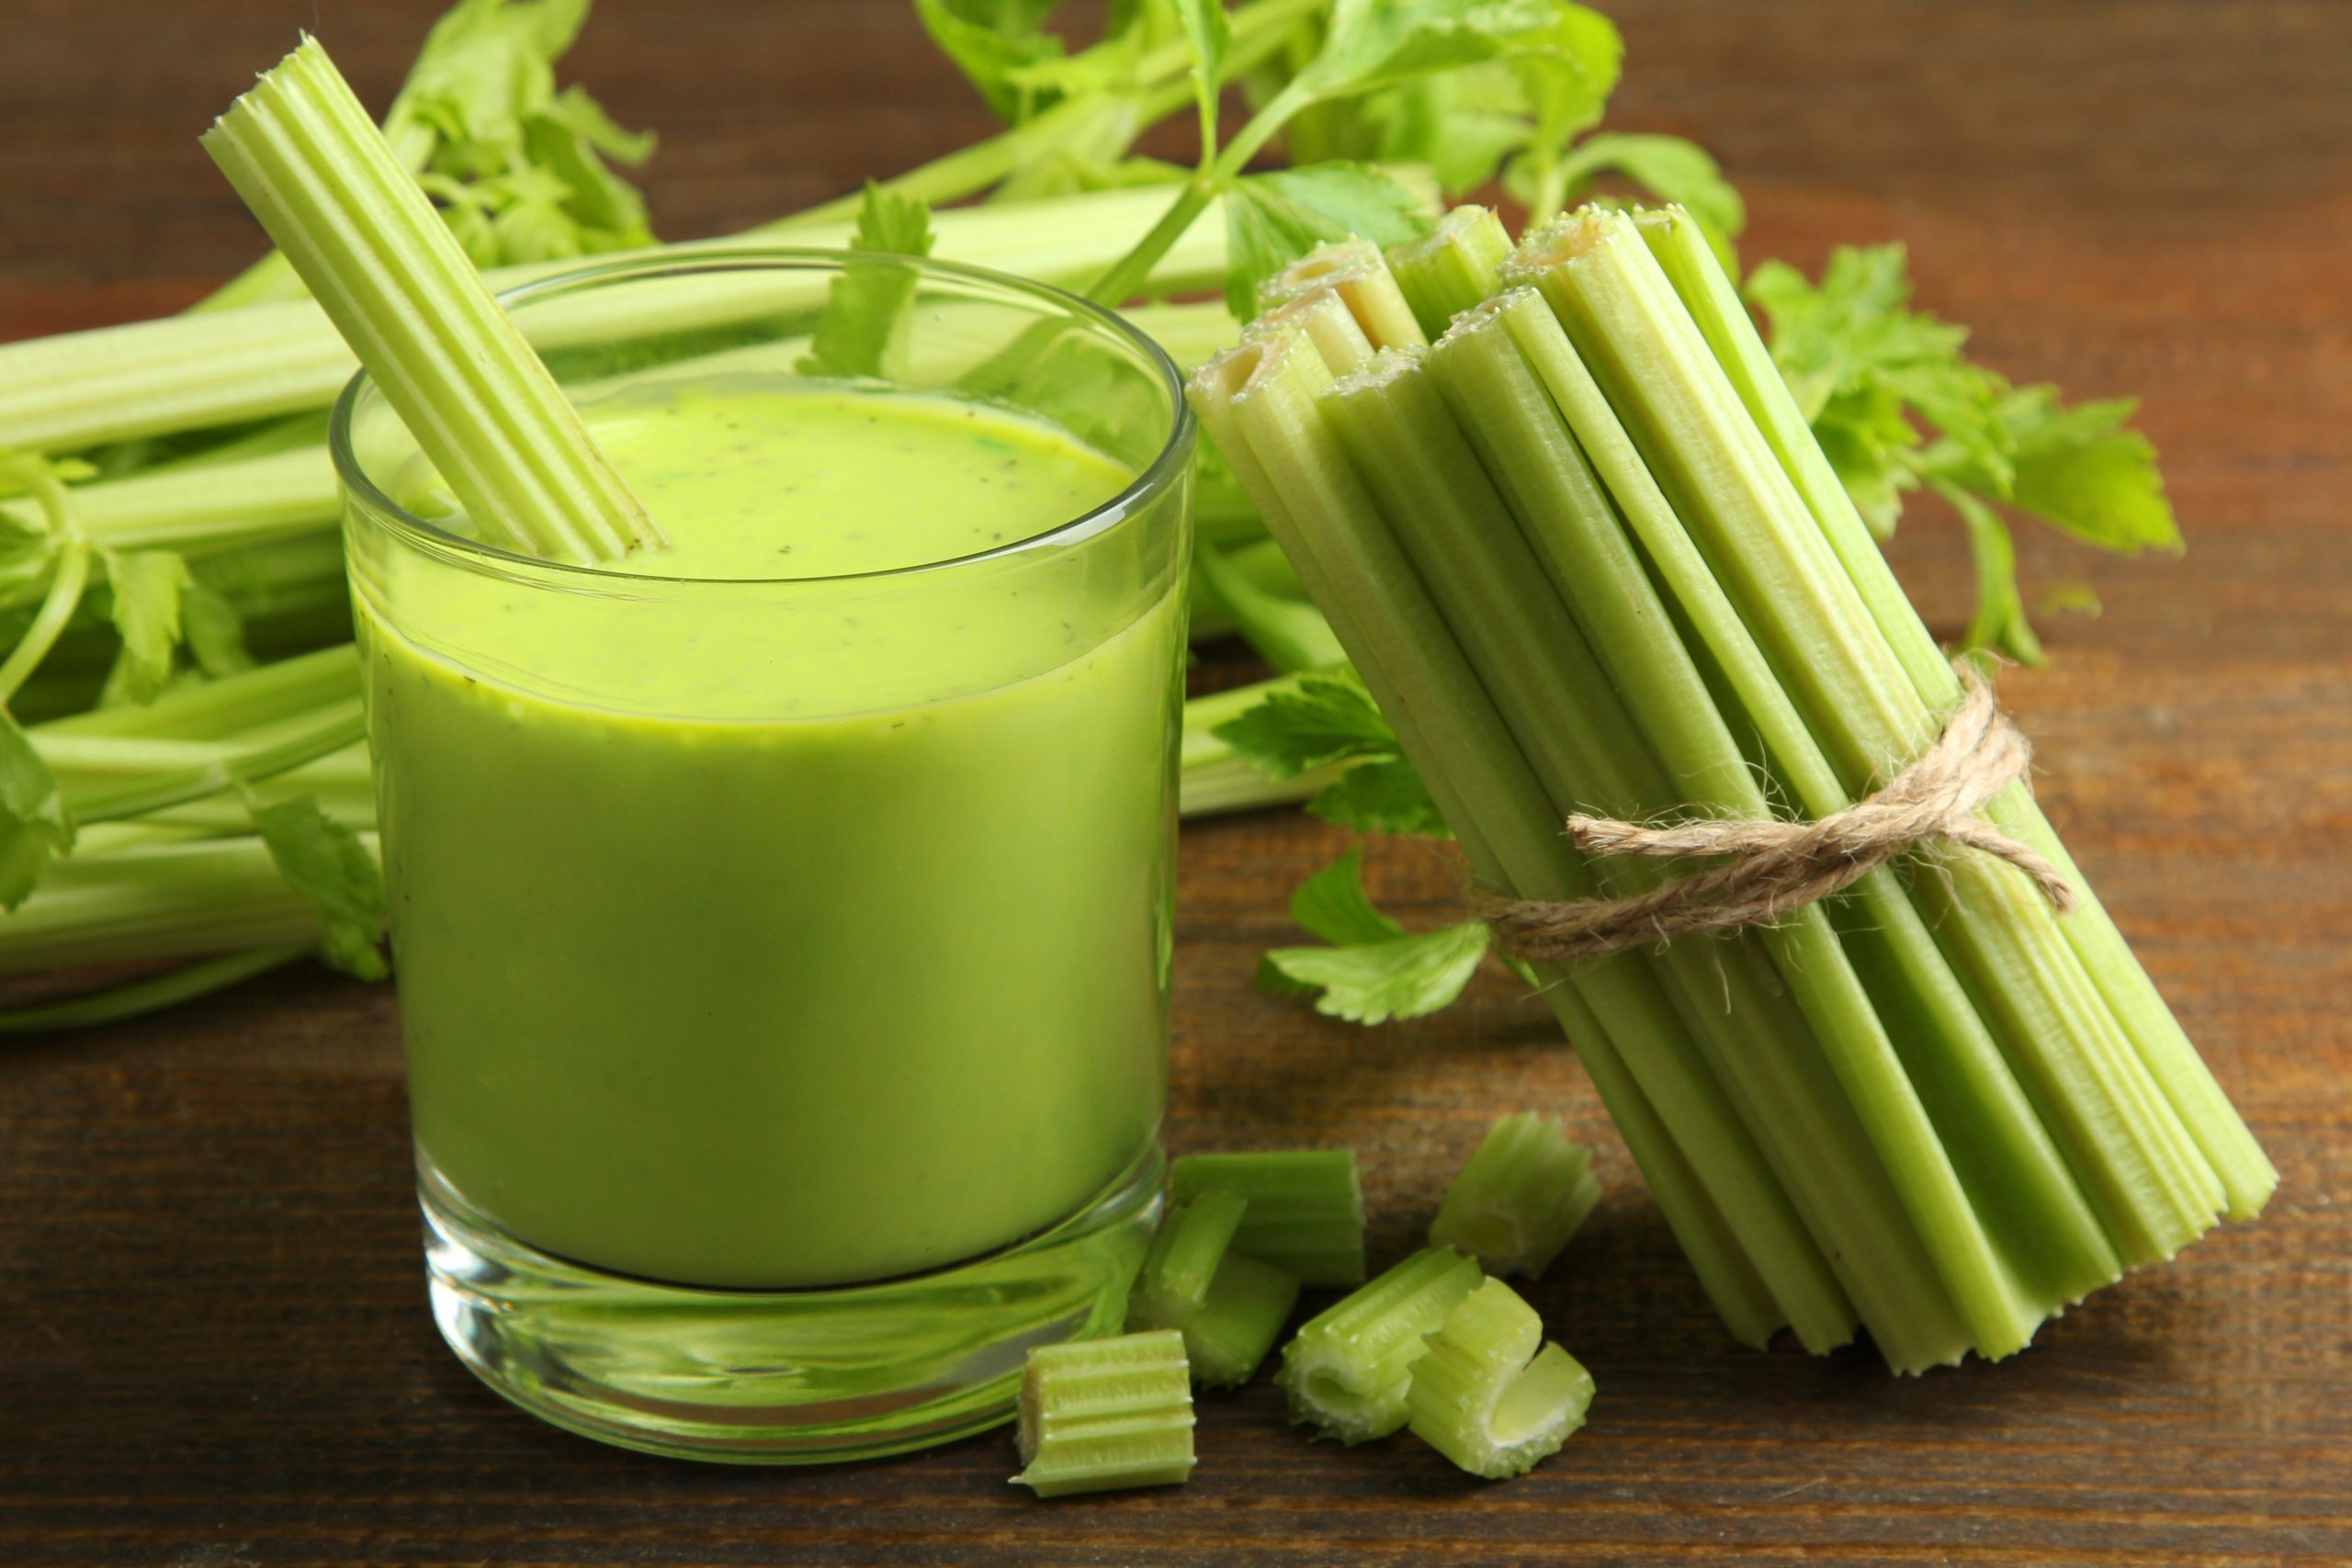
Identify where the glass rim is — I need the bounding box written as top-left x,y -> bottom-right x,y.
327,247 -> 1195,589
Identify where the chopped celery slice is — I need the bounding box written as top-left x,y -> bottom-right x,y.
1407,1278 -> 1593,1479
202,38 -> 659,565
1430,1111 -> 1600,1280
1012,1330 -> 1197,1498
1187,1250 -> 1301,1389
1386,205 -> 1514,338
1132,1192 -> 1302,1389
1275,1247 -> 1481,1444
1170,1149 -> 1367,1287
1135,1190 -> 1250,1329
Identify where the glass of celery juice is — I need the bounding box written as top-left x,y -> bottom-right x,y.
332,253 -> 1189,1461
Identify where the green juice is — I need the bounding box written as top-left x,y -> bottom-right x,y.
357,381 -> 1181,1290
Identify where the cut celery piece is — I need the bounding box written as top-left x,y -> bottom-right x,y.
1012,1330 -> 1196,1499
1130,1190 -> 1300,1388
1430,1112 -> 1601,1280
1386,205 -> 1515,338
1135,1190 -> 1250,1328
1275,1247 -> 1481,1444
1189,1251 -> 1302,1389
1407,1278 -> 1593,1479
1170,1150 -> 1367,1287
202,37 -> 659,565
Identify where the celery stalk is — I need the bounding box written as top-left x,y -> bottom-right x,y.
203,39 -> 659,564
1633,206 -> 2276,1224
1169,1150 -> 1367,1287
1257,243 -> 1427,352
0,944 -> 308,1035
1276,1247 -> 1481,1444
1385,206 -> 1514,339
1406,1279 -> 1593,1478
1185,1251 -> 1301,1389
0,185 -> 1231,457
1012,1330 -> 1196,1498
1430,1111 -> 1601,1280
1135,1191 -> 1250,1328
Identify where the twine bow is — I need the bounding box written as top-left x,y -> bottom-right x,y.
1475,666 -> 2075,965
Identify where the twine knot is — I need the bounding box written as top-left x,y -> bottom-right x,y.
1475,666 -> 2075,964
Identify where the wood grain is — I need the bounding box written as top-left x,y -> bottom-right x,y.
3,2 -> 2348,1562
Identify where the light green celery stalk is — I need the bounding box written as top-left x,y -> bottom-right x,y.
1130,1191 -> 1301,1389
1277,1247 -> 1481,1444
1632,206 -> 2276,1224
1521,211 -> 2241,1264
1429,1111 -> 1601,1280
0,944 -> 310,1034
1012,1330 -> 1196,1498
1182,675 -> 1349,816
203,38 -> 659,566
1192,328 -> 1853,1355
1405,1277 -> 1592,1479
0,184 -> 1232,458
1169,1149 -> 1366,1289
0,833 -> 370,979
1385,205 -> 1514,339
1453,287 -> 2120,1315
0,447 -> 336,558
1320,341 -> 1987,1369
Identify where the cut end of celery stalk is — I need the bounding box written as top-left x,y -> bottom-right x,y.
1170,1149 -> 1368,1287
201,36 -> 661,567
1013,1330 -> 1196,1498
1275,1247 -> 1481,1444
1130,1190 -> 1301,1389
1407,1278 -> 1593,1480
1430,1111 -> 1601,1280
1386,205 -> 1515,340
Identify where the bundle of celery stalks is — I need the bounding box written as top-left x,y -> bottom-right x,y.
1188,207 -> 2271,1374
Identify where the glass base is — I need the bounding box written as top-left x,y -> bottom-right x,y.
420,1144 -> 1163,1463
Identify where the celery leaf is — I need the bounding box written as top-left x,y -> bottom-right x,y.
799,184 -> 937,381
1543,133 -> 1742,265
1171,0 -> 1233,164
1290,847 -> 1404,944
0,714 -> 74,912
914,0 -> 1076,125
1306,756 -> 1449,838
1259,851 -> 1490,1024
248,793 -> 390,982
99,549 -> 194,706
1211,669 -> 1397,777
1749,242 -> 2177,660
1223,164 -> 1435,315
1211,670 -> 1448,837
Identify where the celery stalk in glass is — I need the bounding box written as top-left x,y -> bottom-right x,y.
202,37 -> 659,564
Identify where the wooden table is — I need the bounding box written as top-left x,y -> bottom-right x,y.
4,3 -> 2347,1562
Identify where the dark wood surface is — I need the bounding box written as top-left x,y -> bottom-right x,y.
4,3 -> 2348,1562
